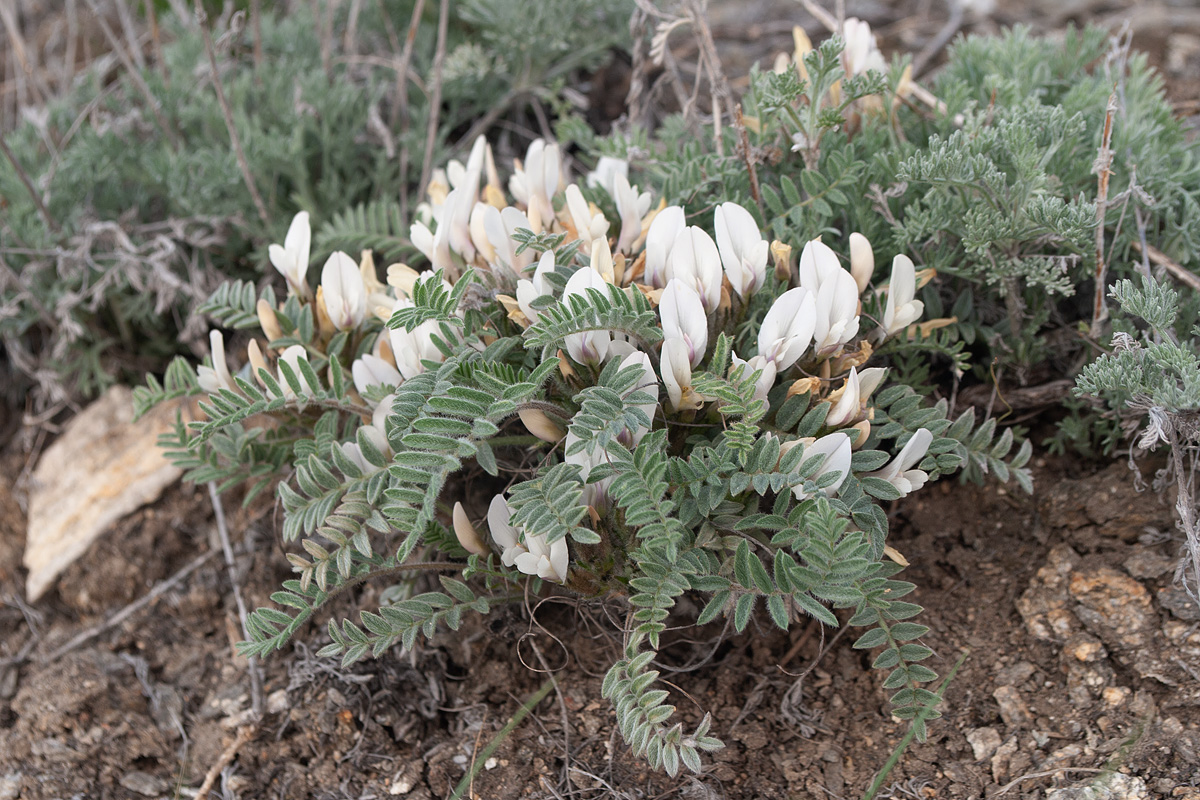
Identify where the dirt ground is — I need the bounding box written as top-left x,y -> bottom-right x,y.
4,1 -> 1200,799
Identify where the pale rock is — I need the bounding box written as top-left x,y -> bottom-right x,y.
992,685 -> 1032,729
966,726 -> 1001,761
1047,772 -> 1149,800
23,386 -> 184,601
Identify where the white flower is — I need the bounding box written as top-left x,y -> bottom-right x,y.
758,287 -> 816,370
509,139 -> 562,232
786,432 -> 853,500
612,172 -> 652,254
277,344 -> 316,399
338,423 -> 389,475
479,205 -> 536,274
667,226 -> 723,313
849,232 -> 874,294
643,206 -> 685,288
842,17 -> 887,76
824,367 -> 888,427
487,494 -> 569,583
320,251 -> 368,331
714,202 -> 768,299
197,330 -> 235,393
659,279 -> 708,367
516,250 -> 556,322
661,337 -> 698,411
798,239 -> 860,356
868,428 -> 933,496
881,254 -> 925,338
389,317 -> 448,379
617,349 -> 658,446
352,354 -> 402,396
586,155 -> 628,195
561,267 -> 612,365
565,183 -> 611,249
565,431 -> 613,509
730,351 -> 778,404
268,211 -> 312,299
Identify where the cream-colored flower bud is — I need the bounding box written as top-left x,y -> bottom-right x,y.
519,407 -> 565,443
247,339 -> 270,387
771,240 -> 792,283
256,298 -> 283,344
847,419 -> 871,450
452,502 -> 489,556
849,233 -> 874,294
386,263 -> 421,299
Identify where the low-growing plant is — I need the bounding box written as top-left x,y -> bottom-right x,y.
138,129 -> 1031,774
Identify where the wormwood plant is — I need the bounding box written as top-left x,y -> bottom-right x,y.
1076,274 -> 1200,599
138,134 -> 1030,774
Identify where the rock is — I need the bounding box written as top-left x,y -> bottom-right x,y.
23,386 -> 185,601
0,773 -> 20,800
1016,545 -> 1081,642
992,686 -> 1032,729
1123,549 -> 1175,579
119,771 -> 167,796
966,726 -> 1002,761
1068,567 -> 1156,651
1047,772 -> 1149,800
1158,585 -> 1200,621
989,735 -> 1020,784
1064,633 -> 1107,663
995,660 -> 1036,686
1037,462 -> 1174,543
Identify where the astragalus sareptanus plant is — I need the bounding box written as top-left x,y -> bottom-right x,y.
137,117 -> 1031,772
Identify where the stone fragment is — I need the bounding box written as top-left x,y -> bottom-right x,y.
23,386 -> 185,601
992,686 -> 1032,729
966,726 -> 1001,761
1016,545 -> 1081,642
119,771 -> 167,797
989,735 -> 1019,784
1123,549 -> 1175,579
1065,633 -> 1108,663
1068,567 -> 1156,651
1047,772 -> 1149,800
994,660 -> 1036,686
1158,585 -> 1200,621
1038,462 -> 1174,542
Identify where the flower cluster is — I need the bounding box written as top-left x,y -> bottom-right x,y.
192,134 -> 938,589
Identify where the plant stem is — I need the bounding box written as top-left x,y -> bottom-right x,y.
862,650 -> 968,800
449,677 -> 556,800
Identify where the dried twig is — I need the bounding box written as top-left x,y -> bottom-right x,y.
41,549 -> 220,664
194,724 -> 257,798
393,0 -> 428,220
0,0 -> 50,107
1090,92 -> 1118,337
114,0 -> 147,71
250,0 -> 264,78
143,0 -> 169,86
735,105 -> 763,219
209,482 -> 264,718
197,3 -> 271,229
83,0 -> 180,150
418,0 -> 451,201
0,132 -> 57,232
1129,241 -> 1200,294
911,0 -> 965,79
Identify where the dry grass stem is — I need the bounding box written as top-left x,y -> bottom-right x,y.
84,0 -> 180,150
208,482 -> 264,718
194,724 -> 257,798
418,0 -> 451,201
197,3 -> 271,228
1130,241 -> 1200,293
1090,91 -> 1117,337
0,132 -> 57,232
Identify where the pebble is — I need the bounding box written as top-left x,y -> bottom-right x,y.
1123,549 -> 1175,579
0,773 -> 20,800
1158,585 -> 1200,621
118,771 -> 167,797
1046,772 -> 1149,800
966,726 -> 1001,761
992,685 -> 1032,729
1069,567 -> 1157,650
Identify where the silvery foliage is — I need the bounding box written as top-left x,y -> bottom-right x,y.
1077,276 -> 1200,600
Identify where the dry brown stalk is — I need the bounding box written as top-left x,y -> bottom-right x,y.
418,0 -> 451,201
0,132 -> 58,232
196,3 -> 271,229
1090,92 -> 1118,338
83,0 -> 181,151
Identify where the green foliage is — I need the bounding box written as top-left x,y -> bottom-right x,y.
2,0 -> 634,409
